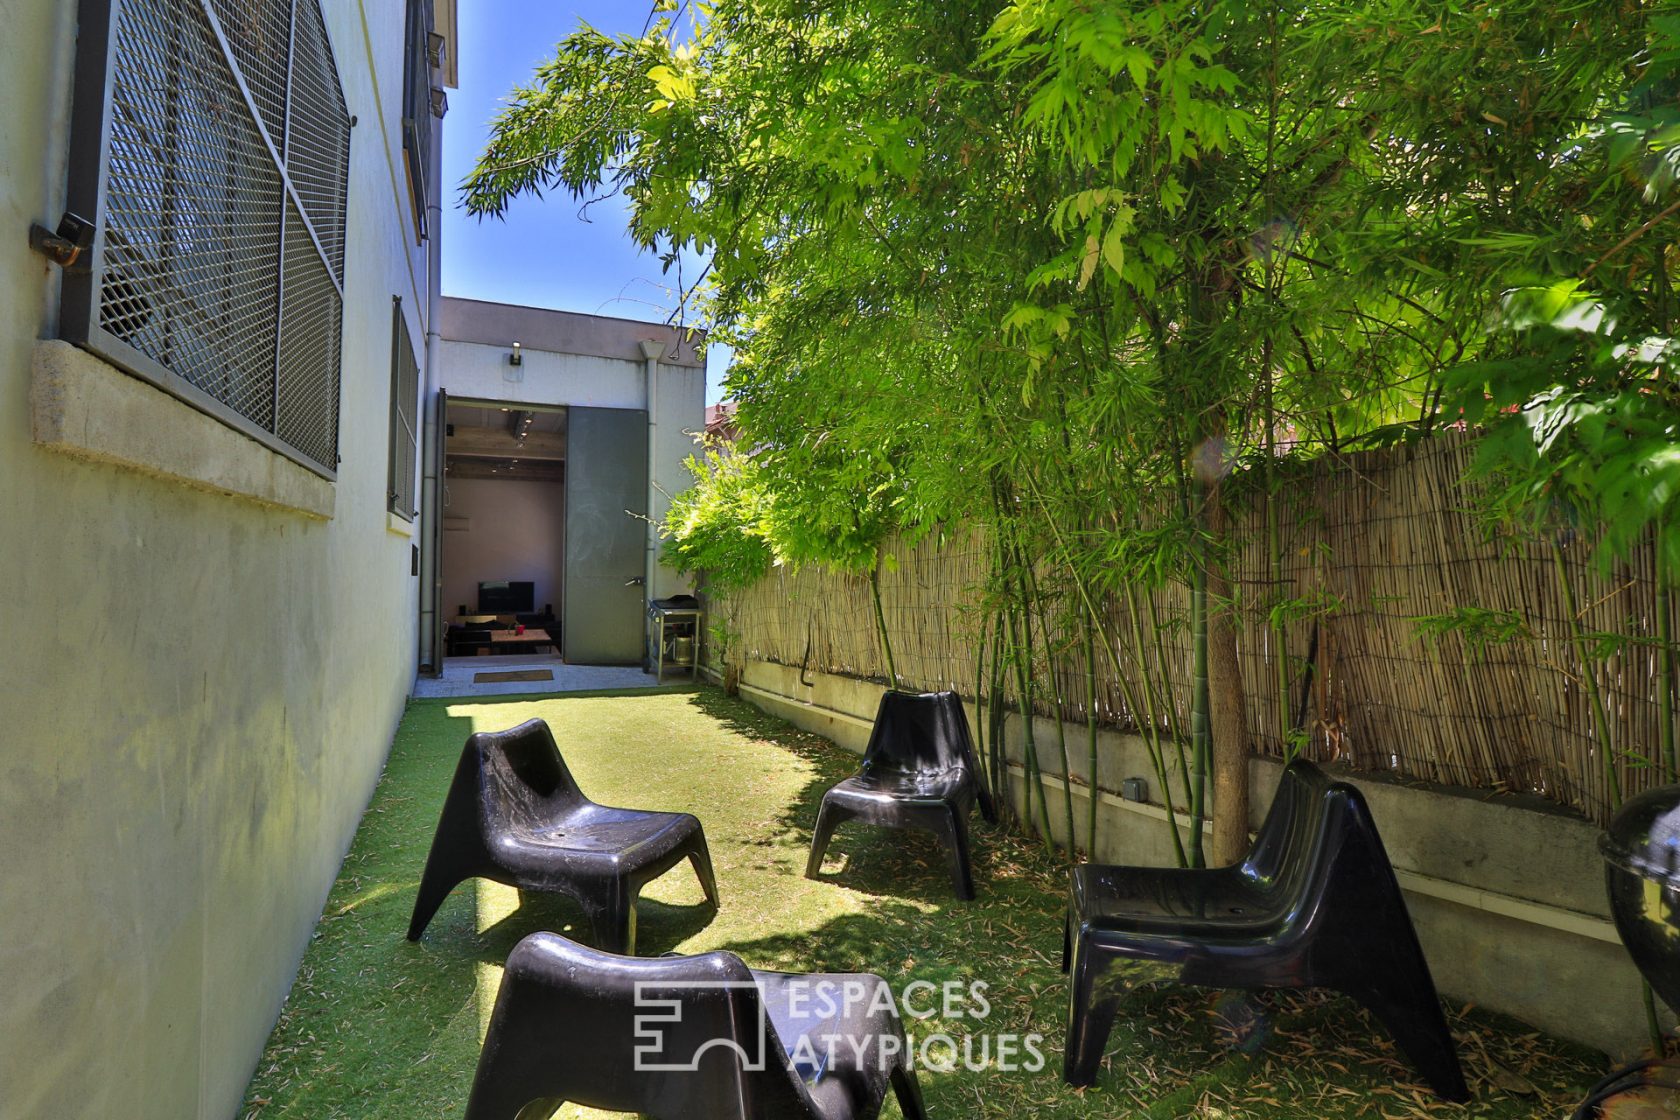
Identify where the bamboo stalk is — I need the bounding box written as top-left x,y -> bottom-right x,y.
1005,590 -> 1055,852
987,606 -> 1010,822
869,560 -> 899,691
1136,587 -> 1195,810
1552,541 -> 1622,810
1027,559 -> 1078,859
973,601 -> 992,797
1018,468 -> 1188,861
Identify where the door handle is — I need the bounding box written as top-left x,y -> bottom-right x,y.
625,576 -> 646,587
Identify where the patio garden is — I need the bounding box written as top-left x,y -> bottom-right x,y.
240,688 -> 1605,1120
457,0 -> 1680,857
255,1 -> 1680,1116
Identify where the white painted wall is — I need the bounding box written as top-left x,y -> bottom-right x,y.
647,359 -> 706,599
0,2 -> 434,1117
437,331 -> 706,600
441,339 -> 656,409
442,476 -> 565,616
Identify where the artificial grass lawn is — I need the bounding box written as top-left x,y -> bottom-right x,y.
242,686 -> 1605,1119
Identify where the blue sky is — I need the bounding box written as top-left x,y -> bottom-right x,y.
441,2 -> 729,404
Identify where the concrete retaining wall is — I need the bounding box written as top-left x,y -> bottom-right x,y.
731,658 -> 1649,1057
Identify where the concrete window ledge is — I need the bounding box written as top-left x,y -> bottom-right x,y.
30,340 -> 335,519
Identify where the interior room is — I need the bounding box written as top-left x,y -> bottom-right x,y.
441,401 -> 566,663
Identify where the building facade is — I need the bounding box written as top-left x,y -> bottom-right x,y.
423,297 -> 706,669
0,1 -> 453,1115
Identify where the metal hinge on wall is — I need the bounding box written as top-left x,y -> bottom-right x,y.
28,212 -> 95,271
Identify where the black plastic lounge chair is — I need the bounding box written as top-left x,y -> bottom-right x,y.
407,718 -> 718,954
805,690 -> 997,899
1062,758 -> 1468,1101
464,931 -> 929,1120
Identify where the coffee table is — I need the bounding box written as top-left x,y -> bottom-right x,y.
487,629 -> 555,654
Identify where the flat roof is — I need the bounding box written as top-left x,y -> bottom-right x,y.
440,297 -> 707,368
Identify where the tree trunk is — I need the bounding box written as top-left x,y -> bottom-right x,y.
1187,561 -> 1209,870
1209,574 -> 1249,866
1082,613 -> 1100,859
1206,508 -> 1250,865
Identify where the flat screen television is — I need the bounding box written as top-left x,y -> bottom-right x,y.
478,580 -> 535,614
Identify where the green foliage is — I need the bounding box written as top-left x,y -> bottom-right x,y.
1267,588 -> 1343,631
1447,287 -> 1680,577
660,446 -> 776,591
464,0 -> 1675,847
1437,12 -> 1680,580
1412,607 -> 1535,663
661,434 -> 911,593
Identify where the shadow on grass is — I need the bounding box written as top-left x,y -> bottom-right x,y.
243,686 -> 1609,1120
684,688 -> 1013,908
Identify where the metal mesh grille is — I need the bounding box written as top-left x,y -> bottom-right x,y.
276,198 -> 342,469
401,0 -> 432,236
102,0 -> 284,429
83,0 -> 349,472
285,0 -> 351,279
207,0 -> 292,145
388,303 -> 419,517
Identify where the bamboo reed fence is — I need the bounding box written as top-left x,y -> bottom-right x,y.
713,433 -> 1678,825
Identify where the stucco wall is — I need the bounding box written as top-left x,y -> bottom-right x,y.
442,476 -> 565,616
437,318 -> 706,601
730,660 -> 1654,1058
0,2 -> 429,1117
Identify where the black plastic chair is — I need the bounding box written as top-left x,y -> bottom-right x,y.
1062,758 -> 1468,1101
805,690 -> 997,899
408,718 -> 718,954
464,931 -> 929,1120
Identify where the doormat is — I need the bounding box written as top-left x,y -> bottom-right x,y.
473,670 -> 556,684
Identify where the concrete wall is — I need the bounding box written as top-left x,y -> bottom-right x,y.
729,660 -> 1652,1058
442,476 -> 564,616
437,299 -> 707,600
0,2 -> 432,1117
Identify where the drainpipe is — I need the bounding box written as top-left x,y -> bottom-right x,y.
638,337 -> 665,604
420,108 -> 445,675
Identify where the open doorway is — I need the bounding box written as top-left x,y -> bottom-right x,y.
418,299 -> 706,688
440,401 -> 566,672
434,395 -> 653,683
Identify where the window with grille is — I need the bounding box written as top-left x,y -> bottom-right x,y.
401,0 -> 442,239
61,0 -> 352,477
388,299 -> 419,520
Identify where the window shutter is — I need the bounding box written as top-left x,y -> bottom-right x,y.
61,0 -> 352,476
388,300 -> 420,519
400,0 -> 437,239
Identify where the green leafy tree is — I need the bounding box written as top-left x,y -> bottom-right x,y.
464,0 -> 1672,868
